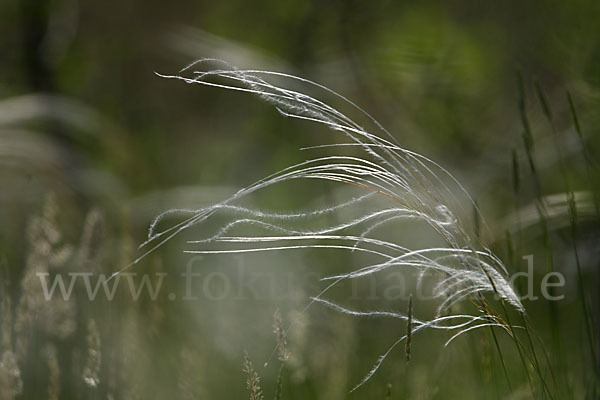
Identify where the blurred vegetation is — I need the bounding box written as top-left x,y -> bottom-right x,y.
1,0 -> 599,399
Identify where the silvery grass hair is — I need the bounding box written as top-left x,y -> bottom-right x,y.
117,59 -> 524,391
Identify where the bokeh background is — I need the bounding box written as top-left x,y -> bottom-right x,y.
1,0 -> 599,399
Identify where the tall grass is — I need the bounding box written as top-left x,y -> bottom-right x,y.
139,59 -> 533,393
512,75 -> 600,398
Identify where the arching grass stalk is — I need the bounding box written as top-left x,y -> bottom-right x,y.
134,59 -> 532,391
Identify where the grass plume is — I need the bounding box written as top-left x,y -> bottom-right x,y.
243,352 -> 264,400
132,59 -> 528,390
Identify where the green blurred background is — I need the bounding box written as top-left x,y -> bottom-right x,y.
1,0 -> 599,398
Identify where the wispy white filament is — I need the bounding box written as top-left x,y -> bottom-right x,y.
122,59 -> 525,390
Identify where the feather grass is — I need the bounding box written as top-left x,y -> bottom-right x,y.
124,59 -> 527,390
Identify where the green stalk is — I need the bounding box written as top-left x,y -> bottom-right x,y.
565,90 -> 599,384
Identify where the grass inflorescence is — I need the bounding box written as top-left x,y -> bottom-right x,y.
141,59 -> 534,393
